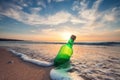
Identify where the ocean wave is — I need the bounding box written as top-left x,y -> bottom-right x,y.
75,42 -> 120,46
8,48 -> 84,80
8,49 -> 53,67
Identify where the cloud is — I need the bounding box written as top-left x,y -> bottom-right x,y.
0,0 -> 120,41
41,28 -> 55,34
104,14 -> 115,22
102,7 -> 120,22
48,0 -> 51,3
78,0 -> 103,22
0,2 -> 71,25
114,29 -> 120,33
47,0 -> 65,3
0,0 -> 120,30
31,30 -> 36,33
70,16 -> 87,24
37,0 -> 46,8
30,7 -> 42,14
11,0 -> 28,7
72,0 -> 120,30
46,11 -> 71,25
53,0 -> 65,2
25,11 -> 71,25
72,0 -> 103,28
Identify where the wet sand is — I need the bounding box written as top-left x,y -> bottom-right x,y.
0,48 -> 52,80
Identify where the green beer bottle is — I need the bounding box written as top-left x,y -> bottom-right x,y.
54,35 -> 76,67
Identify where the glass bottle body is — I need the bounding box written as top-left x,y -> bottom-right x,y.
54,39 -> 74,67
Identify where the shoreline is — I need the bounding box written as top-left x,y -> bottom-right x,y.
0,47 -> 52,80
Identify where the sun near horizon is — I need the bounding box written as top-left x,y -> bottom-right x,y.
0,0 -> 120,42
0,30 -> 120,42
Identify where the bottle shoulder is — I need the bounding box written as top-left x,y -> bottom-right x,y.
62,44 -> 72,49
60,44 -> 73,52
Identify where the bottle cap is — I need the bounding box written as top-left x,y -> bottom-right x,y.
71,35 -> 76,41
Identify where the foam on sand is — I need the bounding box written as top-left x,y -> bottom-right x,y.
8,49 -> 84,80
50,67 -> 84,80
8,49 -> 53,67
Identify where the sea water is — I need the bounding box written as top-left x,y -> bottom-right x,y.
0,41 -> 120,80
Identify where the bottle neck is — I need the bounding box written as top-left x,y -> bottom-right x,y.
67,38 -> 74,48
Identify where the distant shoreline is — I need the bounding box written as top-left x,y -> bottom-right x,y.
0,38 -> 24,41
0,38 -> 120,46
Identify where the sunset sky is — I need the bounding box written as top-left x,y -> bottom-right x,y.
0,0 -> 120,42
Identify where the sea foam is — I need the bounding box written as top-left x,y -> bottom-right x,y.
50,68 -> 84,80
8,49 -> 53,67
8,49 -> 84,80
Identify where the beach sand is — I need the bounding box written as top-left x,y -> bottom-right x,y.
0,48 -> 52,80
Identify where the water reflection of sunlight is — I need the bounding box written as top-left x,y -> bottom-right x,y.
72,45 -> 109,61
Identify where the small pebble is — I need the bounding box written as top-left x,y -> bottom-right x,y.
7,60 -> 14,64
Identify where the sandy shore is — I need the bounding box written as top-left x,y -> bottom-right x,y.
0,48 -> 52,80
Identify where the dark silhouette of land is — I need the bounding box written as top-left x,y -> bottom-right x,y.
0,38 -> 24,41
0,38 -> 120,46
